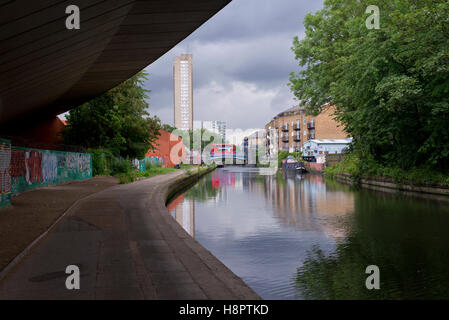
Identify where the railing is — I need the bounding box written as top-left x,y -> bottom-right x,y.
293,123 -> 300,130
293,135 -> 301,142
307,133 -> 315,140
281,125 -> 289,132
307,122 -> 315,129
282,136 -> 289,142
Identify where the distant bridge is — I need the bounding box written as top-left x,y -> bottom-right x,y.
208,153 -> 261,166
209,154 -> 246,162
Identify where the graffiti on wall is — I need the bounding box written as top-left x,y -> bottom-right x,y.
0,139 -> 12,208
42,151 -> 58,183
0,144 -> 92,207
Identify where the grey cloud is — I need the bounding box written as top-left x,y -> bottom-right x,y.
190,0 -> 322,42
144,0 -> 324,129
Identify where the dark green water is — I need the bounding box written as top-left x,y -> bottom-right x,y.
168,167 -> 449,300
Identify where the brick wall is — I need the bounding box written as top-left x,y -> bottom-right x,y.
311,105 -> 347,141
145,130 -> 185,168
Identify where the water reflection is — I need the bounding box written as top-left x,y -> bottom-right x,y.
252,171 -> 354,240
167,195 -> 195,237
295,192 -> 449,299
168,168 -> 449,299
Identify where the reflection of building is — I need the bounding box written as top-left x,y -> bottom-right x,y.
211,171 -> 235,189
174,54 -> 193,130
169,194 -> 195,237
265,105 -> 348,154
194,120 -> 226,142
176,200 -> 195,237
248,171 -> 354,240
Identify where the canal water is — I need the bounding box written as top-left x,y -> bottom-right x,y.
168,167 -> 449,300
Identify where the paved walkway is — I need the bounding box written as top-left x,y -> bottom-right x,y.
0,176 -> 119,272
0,171 -> 260,300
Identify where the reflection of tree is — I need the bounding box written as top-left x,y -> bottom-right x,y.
253,175 -> 265,186
295,193 -> 449,299
276,171 -> 287,185
184,175 -> 218,202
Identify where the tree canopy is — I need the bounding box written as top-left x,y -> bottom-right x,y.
289,0 -> 449,170
62,71 -> 161,159
162,124 -> 176,133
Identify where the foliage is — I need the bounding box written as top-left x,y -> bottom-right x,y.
278,151 -> 303,167
290,0 -> 449,170
110,157 -> 132,175
145,158 -> 162,170
89,148 -> 106,176
115,166 -> 178,184
184,172 -> 218,202
180,164 -> 197,170
278,151 -> 289,168
63,71 -> 161,159
324,154 -> 449,186
173,129 -> 224,154
162,124 -> 176,133
88,148 -> 116,176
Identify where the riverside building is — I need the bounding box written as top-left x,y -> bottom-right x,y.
265,105 -> 348,155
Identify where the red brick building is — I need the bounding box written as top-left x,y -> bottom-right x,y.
145,130 -> 185,168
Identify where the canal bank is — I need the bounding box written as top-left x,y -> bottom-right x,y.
0,167 -> 260,299
333,172 -> 449,200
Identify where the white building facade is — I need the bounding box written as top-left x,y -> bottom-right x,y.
193,120 -> 227,143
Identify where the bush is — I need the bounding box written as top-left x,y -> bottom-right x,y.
89,149 -> 105,176
111,157 -> 132,175
88,148 -> 116,176
145,158 -> 161,171
324,153 -> 449,186
278,151 -> 303,168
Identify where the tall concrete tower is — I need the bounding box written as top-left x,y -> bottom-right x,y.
173,54 -> 193,131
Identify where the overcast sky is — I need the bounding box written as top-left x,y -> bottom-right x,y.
144,0 -> 324,140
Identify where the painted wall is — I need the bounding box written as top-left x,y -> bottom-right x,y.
0,139 -> 11,208
0,141 -> 92,208
303,140 -> 352,157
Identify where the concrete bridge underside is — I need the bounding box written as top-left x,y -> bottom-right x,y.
0,0 -> 230,133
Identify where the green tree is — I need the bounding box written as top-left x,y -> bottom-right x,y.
290,0 -> 449,170
63,71 -> 161,159
162,124 -> 176,133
